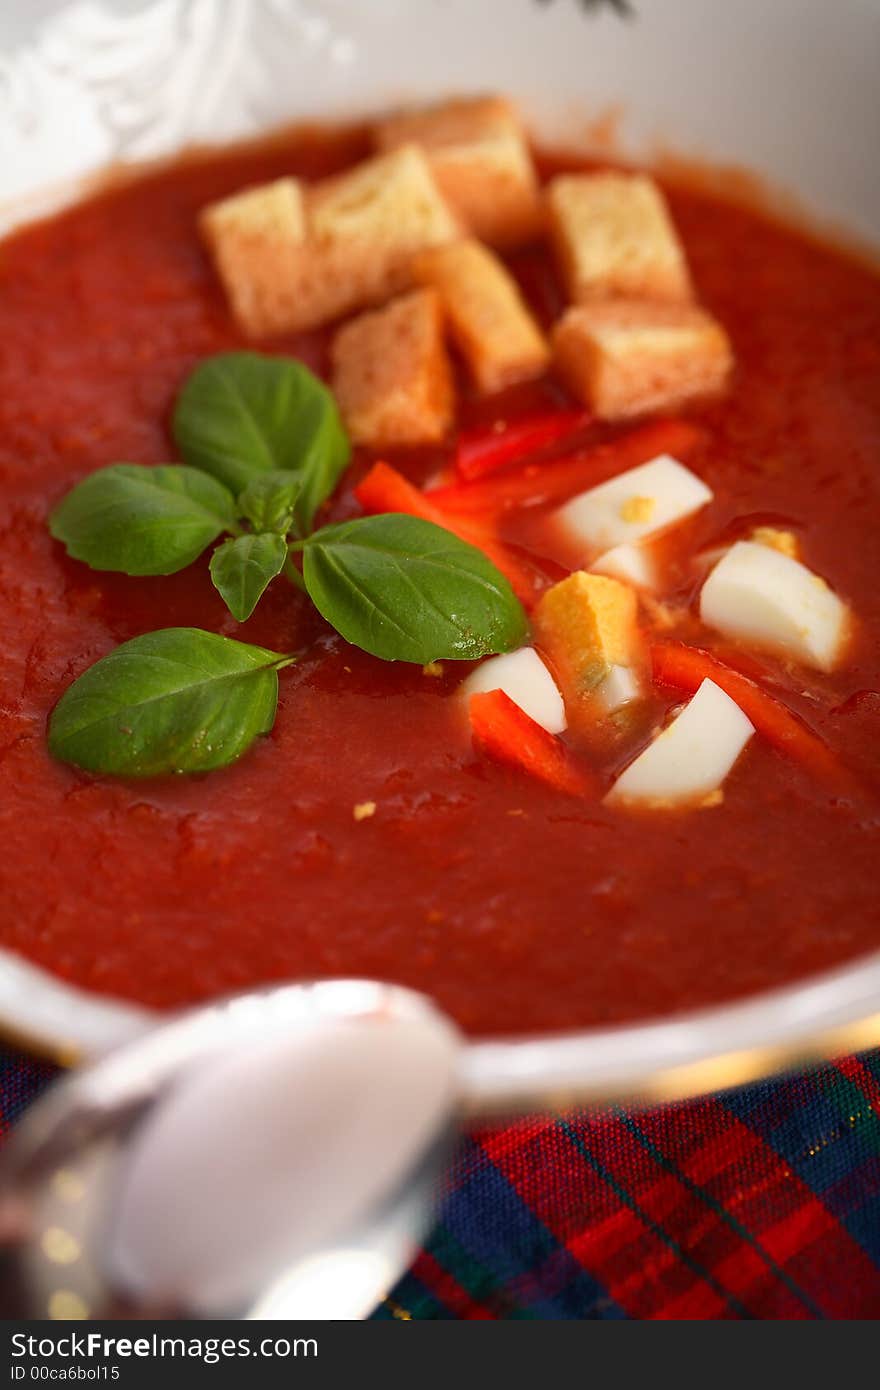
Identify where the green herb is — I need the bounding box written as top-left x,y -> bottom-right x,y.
238,471 -> 302,535
209,533 -> 289,623
48,628 -> 295,777
302,514 -> 528,663
172,352 -> 349,530
49,464 -> 238,575
47,351 -> 529,778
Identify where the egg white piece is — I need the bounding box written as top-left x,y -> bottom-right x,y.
700,540 -> 849,672
596,664 -> 641,714
605,678 -> 754,807
555,454 -> 713,558
462,648 -> 567,734
590,542 -> 657,591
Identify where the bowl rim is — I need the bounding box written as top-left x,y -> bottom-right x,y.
3,44 -> 878,1105
4,944 -> 880,1110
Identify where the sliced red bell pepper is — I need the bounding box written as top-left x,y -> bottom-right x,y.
454,409 -> 592,482
430,419 -> 706,517
354,461 -> 542,608
651,642 -> 856,792
469,689 -> 596,797
354,460 -> 451,528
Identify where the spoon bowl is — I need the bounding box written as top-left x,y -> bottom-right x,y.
0,979 -> 463,1320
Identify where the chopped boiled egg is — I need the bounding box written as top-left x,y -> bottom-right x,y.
533,572 -> 643,727
700,540 -> 850,672
750,526 -> 800,560
533,571 -> 639,687
596,664 -> 641,714
606,678 -> 754,807
640,595 -> 682,632
462,648 -> 566,734
590,541 -> 658,591
555,454 -> 713,558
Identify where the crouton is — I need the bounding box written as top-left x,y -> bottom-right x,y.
374,96 -> 542,249
750,526 -> 801,560
532,572 -> 640,707
552,300 -> 733,420
411,239 -> 550,394
199,178 -> 312,338
375,95 -> 518,152
306,144 -> 461,305
546,172 -> 693,305
331,290 -> 454,447
201,147 -> 460,337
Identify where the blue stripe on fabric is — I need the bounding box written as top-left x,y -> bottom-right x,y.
0,1054 -> 56,1126
434,1138 -> 626,1319
845,1189 -> 880,1258
380,1270 -> 457,1321
616,1110 -> 824,1319
559,1120 -> 754,1318
723,1070 -> 880,1194
721,1070 -> 880,1269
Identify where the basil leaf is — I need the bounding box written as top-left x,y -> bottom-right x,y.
172,352 -> 350,531
48,628 -> 294,777
209,533 -> 288,623
238,471 -> 301,535
49,465 -> 238,576
302,514 -> 528,663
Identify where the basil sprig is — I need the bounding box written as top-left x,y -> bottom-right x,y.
48,629 -> 295,777
209,533 -> 289,623
172,352 -> 349,533
49,464 -> 238,575
302,515 -> 527,663
238,472 -> 302,536
47,351 -> 528,777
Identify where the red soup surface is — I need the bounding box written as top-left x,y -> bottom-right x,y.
1,130 -> 879,1037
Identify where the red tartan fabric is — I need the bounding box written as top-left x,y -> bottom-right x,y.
2,1047 -> 879,1318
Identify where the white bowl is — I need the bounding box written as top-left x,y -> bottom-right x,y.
1,0 -> 879,1107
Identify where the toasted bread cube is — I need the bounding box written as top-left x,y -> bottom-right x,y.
546,172 -> 693,305
750,526 -> 801,560
533,572 -> 640,705
426,132 -> 543,251
331,290 -> 454,448
201,148 -> 461,337
307,145 -> 460,307
200,178 -> 313,338
375,95 -> 518,153
374,96 -> 542,249
411,239 -> 550,394
552,300 -> 733,420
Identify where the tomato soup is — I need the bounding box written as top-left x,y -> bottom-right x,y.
1,128 -> 879,1036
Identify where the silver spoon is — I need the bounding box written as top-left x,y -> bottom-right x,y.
0,979 -> 463,1320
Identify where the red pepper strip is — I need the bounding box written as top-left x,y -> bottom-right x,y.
651,642 -> 855,792
355,459 -> 456,526
430,419 -> 706,517
469,690 -> 596,797
354,462 -> 541,608
455,409 -> 592,482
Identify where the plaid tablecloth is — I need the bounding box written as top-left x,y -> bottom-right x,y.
3,1047 -> 879,1319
